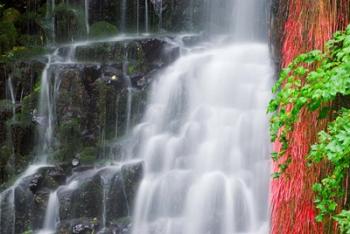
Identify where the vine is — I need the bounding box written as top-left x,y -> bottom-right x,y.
269,24 -> 350,232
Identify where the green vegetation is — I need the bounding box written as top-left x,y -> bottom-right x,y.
268,25 -> 350,232
54,3 -> 87,43
0,4 -> 47,62
90,21 -> 118,39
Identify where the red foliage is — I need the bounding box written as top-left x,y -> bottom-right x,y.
271,1 -> 350,233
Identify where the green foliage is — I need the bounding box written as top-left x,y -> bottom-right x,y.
89,21 -> 118,39
0,20 -> 17,54
79,147 -> 97,164
268,24 -> 350,232
2,8 -> 20,22
268,25 -> 350,177
335,210 -> 350,233
0,46 -> 47,63
54,3 -> 87,43
309,109 -> 350,223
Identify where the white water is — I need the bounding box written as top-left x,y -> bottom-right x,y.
122,45 -> 133,135
36,50 -> 61,162
6,76 -> 16,120
41,191 -> 60,233
145,0 -> 149,33
128,0 -> 272,233
0,164 -> 49,234
85,0 -> 90,34
121,0 -> 128,33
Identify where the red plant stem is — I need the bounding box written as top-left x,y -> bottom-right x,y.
271,1 -> 350,233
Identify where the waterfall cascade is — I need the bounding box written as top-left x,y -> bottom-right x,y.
127,0 -> 272,233
0,0 -> 272,233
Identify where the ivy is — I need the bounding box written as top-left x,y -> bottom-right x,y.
269,24 -> 350,232
308,109 -> 350,226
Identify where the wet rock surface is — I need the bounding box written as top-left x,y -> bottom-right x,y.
0,33 -> 201,233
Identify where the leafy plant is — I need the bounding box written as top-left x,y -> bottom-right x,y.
268,24 -> 350,232
268,25 -> 350,177
308,109 -> 350,223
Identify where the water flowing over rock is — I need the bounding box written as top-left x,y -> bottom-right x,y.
0,0 -> 273,233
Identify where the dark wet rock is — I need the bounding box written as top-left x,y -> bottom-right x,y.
121,161 -> 144,203
57,218 -> 100,234
72,165 -> 95,173
269,0 -> 289,70
29,173 -> 43,193
30,166 -> 67,193
74,37 -> 180,69
58,172 -> 103,221
97,218 -> 132,234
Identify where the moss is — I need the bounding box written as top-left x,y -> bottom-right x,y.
0,144 -> 11,166
79,147 -> 97,164
0,100 -> 13,112
55,119 -> 82,162
18,87 -> 40,126
89,21 -> 118,39
18,34 -> 43,48
22,230 -> 33,234
0,21 -> 17,54
0,47 -> 47,63
2,8 -> 20,23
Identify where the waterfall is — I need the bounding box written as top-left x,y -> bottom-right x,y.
41,191 -> 60,233
145,0 -> 149,33
122,44 -> 133,135
121,0 -> 128,33
6,76 -> 16,120
128,0 -> 272,233
36,51 -> 60,162
85,0 -> 90,34
137,0 -> 140,33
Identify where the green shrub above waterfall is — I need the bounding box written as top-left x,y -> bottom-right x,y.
89,21 -> 118,39
54,3 -> 87,43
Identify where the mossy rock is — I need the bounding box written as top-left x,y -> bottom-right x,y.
89,21 -> 118,39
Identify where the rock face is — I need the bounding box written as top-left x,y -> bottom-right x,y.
0,0 -> 204,230
0,162 -> 143,233
0,36 -> 183,185
0,33 -> 197,233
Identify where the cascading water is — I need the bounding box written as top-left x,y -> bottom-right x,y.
145,0 -> 149,33
127,0 -> 272,233
0,0 -> 272,233
41,191 -> 60,233
121,0 -> 128,33
6,76 -> 16,120
122,44 -> 133,135
85,0 -> 90,34
36,50 -> 60,162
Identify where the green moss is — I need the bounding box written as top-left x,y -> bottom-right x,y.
0,21 -> 17,54
89,21 -> 118,39
0,144 -> 11,166
79,147 -> 97,164
18,34 -> 43,48
55,119 -> 82,162
0,100 -> 13,112
2,8 -> 20,23
0,47 -> 48,63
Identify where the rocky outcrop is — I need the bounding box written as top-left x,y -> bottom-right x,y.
0,162 -> 143,233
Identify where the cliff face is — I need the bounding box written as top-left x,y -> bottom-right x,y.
270,1 -> 350,233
